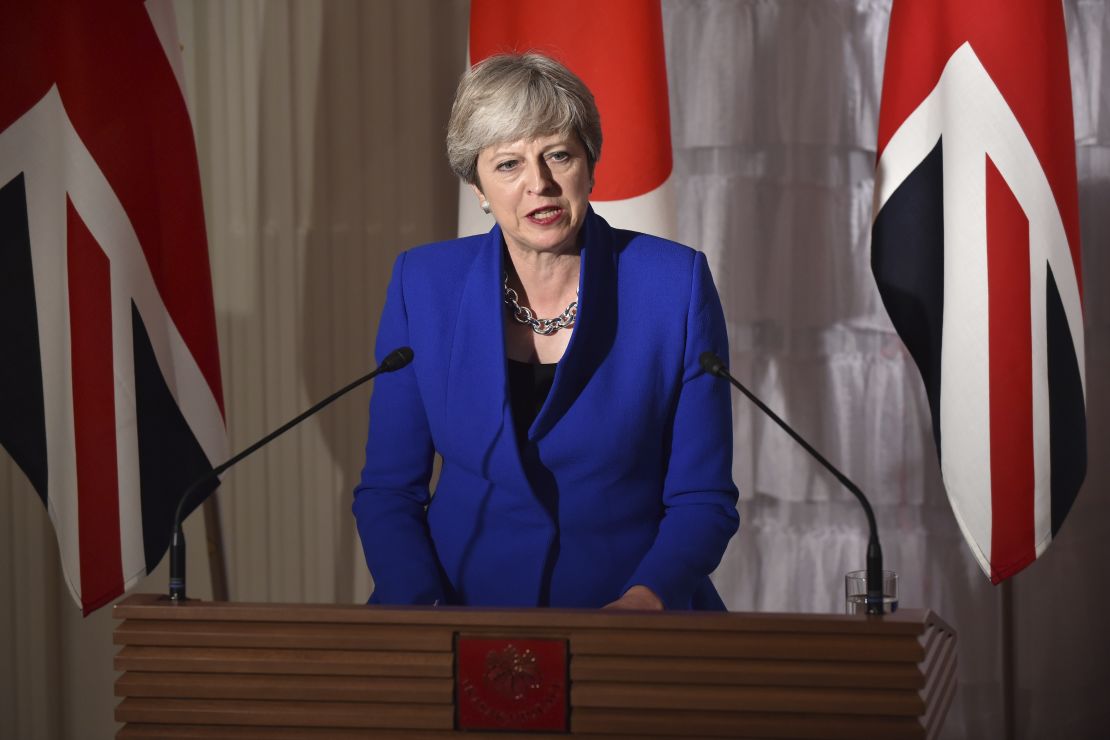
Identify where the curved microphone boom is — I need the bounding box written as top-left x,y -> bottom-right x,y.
700,351 -> 886,615
168,347 -> 414,602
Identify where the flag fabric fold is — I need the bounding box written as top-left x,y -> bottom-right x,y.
872,0 -> 1087,583
459,0 -> 676,240
0,0 -> 227,613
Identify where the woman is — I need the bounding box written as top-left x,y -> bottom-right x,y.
353,53 -> 738,610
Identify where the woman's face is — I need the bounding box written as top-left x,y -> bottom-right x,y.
471,132 -> 592,258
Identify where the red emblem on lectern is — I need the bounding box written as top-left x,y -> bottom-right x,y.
456,636 -> 568,731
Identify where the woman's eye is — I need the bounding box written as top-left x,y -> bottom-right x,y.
496,160 -> 518,172
548,151 -> 570,163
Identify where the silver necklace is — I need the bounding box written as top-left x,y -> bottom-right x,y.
503,272 -> 578,336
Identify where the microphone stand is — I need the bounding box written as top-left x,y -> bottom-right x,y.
168,347 -> 414,602
700,352 -> 886,614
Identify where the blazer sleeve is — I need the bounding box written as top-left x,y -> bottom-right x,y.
623,250 -> 740,609
352,251 -> 446,605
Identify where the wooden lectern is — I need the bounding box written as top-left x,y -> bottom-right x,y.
113,594 -> 956,738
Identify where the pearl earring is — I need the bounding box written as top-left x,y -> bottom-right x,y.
480,200 -> 491,214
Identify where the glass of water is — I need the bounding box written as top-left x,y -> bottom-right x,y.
844,570 -> 898,614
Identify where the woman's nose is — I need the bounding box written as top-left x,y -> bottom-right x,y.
524,159 -> 556,195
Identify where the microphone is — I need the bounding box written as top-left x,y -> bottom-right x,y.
168,346 -> 414,602
699,351 -> 886,615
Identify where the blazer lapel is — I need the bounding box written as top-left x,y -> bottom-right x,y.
444,225 -> 531,489
530,209 -> 618,441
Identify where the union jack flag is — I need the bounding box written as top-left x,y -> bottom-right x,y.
0,0 -> 226,613
872,0 -> 1087,582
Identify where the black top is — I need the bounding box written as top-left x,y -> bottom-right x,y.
507,358 -> 557,445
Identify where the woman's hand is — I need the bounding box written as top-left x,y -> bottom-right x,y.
604,585 -> 663,610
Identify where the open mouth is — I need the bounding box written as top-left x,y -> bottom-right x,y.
526,206 -> 564,225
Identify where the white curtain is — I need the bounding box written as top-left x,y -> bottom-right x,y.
1,1 -> 1106,738
668,1 -> 1109,738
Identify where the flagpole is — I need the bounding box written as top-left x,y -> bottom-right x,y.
203,498 -> 229,601
1000,578 -> 1015,740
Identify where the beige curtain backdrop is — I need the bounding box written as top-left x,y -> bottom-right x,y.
1,1 -> 1107,739
0,1 -> 468,738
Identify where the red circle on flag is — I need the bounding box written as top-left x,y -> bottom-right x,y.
470,0 -> 673,201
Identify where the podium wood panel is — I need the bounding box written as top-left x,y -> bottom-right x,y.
571,655 -> 925,688
113,594 -> 956,739
115,645 -> 453,677
115,671 -> 453,703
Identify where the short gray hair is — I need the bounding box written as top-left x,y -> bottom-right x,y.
446,53 -> 602,185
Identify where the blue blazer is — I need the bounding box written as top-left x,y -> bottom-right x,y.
353,210 -> 739,609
